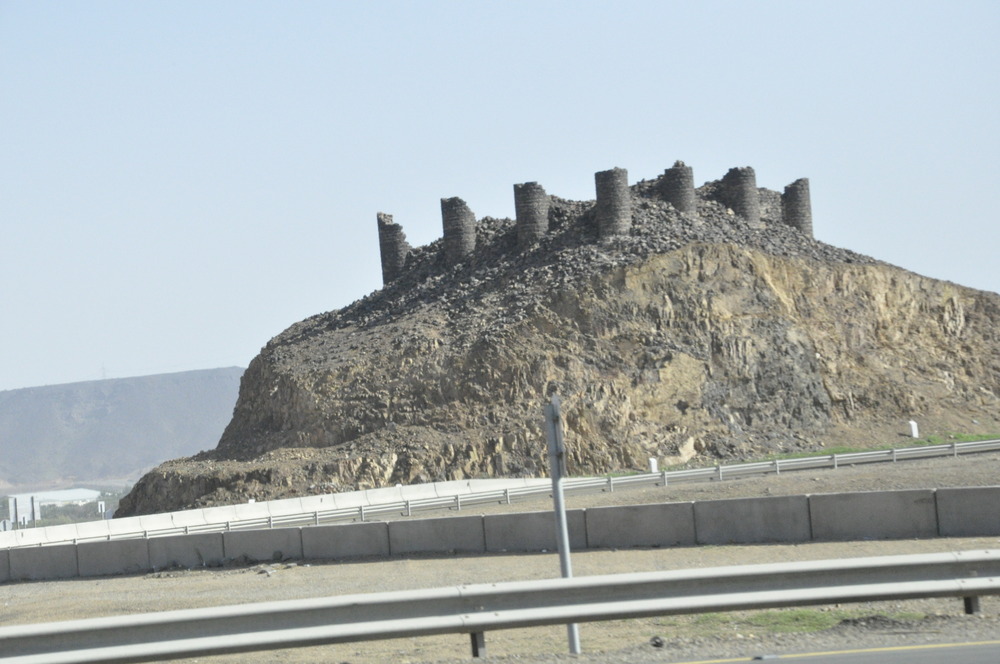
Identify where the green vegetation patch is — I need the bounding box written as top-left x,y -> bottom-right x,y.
650,608 -> 925,637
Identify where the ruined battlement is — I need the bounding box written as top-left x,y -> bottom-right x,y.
513,181 -> 549,248
376,212 -> 410,284
374,162 -> 814,286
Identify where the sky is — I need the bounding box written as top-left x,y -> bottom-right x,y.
1,1 -> 998,392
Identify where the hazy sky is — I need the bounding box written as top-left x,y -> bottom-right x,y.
1,1 -> 997,392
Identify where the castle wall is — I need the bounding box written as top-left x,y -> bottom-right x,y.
720,166 -> 760,224
660,161 -> 696,214
440,197 -> 476,266
376,212 -> 411,285
782,178 -> 813,237
370,162 -> 812,290
594,167 -> 632,239
513,182 -> 550,247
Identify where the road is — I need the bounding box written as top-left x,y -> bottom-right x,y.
672,641 -> 1000,664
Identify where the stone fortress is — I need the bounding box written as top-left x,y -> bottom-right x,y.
376,162 -> 813,287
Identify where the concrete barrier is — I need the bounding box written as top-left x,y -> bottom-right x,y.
223,528 -> 304,563
302,522 -> 390,560
586,503 -> 696,549
135,513 -> 177,533
265,497 -> 308,517
5,486 -> 1000,585
694,495 -> 811,545
28,522 -> 78,545
484,510 -> 586,552
9,544 -> 78,581
388,516 -> 485,555
199,505 -> 241,527
163,510 -> 209,529
935,486 -> 1000,537
399,483 -> 446,501
107,516 -> 149,537
3,527 -> 51,547
73,521 -> 113,541
328,491 -> 370,510
232,503 -> 273,522
365,486 -> 407,505
809,490 -> 938,541
298,494 -> 339,512
149,533 -> 225,570
78,539 -> 150,577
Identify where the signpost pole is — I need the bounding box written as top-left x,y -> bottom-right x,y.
544,394 -> 582,654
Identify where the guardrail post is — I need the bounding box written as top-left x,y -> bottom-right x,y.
953,442 -> 959,457
359,506 -> 366,522
455,495 -> 462,511
964,596 -> 981,615
661,470 -> 668,487
314,511 -> 320,526
405,501 -> 412,517
832,454 -> 838,469
268,516 -> 273,529
607,477 -> 614,493
504,489 -> 511,505
892,449 -> 898,462
716,464 -> 723,481
470,631 -> 486,657
773,459 -> 781,475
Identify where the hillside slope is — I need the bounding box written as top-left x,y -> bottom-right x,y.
0,367 -> 243,492
117,167 -> 1000,515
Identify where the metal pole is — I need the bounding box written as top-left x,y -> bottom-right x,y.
544,394 -> 582,654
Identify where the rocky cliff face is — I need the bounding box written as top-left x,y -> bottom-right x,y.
117,172 -> 1000,516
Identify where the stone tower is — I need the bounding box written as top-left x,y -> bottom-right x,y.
720,166 -> 760,224
660,161 -> 696,214
782,178 -> 813,237
441,197 -> 476,266
594,167 -> 631,239
513,181 -> 550,247
376,212 -> 411,285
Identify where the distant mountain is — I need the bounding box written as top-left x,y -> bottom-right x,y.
0,368 -> 243,493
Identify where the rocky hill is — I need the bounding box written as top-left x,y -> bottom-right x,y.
0,368 -> 243,493
116,164 -> 1000,516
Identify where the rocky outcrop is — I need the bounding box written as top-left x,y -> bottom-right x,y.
117,169 -> 1000,516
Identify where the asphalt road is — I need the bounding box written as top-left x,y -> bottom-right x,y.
672,641 -> 1000,664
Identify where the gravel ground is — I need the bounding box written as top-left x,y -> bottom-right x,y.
2,452 -> 1000,663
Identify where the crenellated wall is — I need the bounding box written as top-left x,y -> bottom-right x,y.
375,162 -> 814,288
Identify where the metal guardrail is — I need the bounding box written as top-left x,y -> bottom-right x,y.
1,550 -> 998,663
5,439 -> 1000,549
